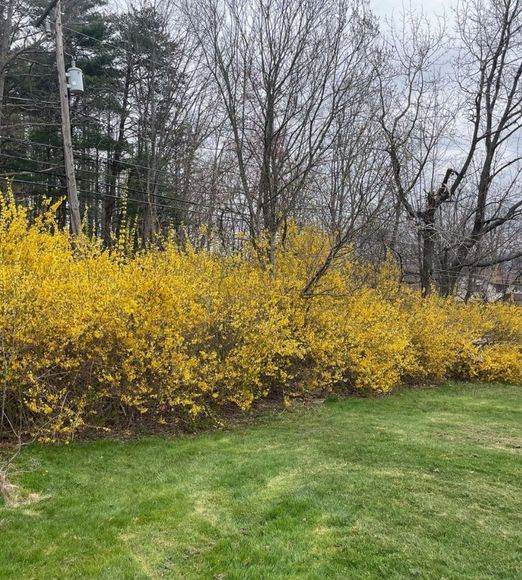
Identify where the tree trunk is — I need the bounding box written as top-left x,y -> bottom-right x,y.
0,0 -> 13,132
103,61 -> 131,246
420,224 -> 435,296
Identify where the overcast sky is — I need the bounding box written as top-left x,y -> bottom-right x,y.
371,0 -> 457,19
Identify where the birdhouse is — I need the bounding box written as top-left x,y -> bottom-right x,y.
67,63 -> 84,95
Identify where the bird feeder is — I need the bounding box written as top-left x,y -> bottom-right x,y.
66,61 -> 84,95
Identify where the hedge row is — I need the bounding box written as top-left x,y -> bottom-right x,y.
0,193 -> 520,440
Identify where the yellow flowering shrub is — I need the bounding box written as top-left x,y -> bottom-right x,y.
462,302 -> 522,384
402,294 -> 488,382
0,190 -> 520,440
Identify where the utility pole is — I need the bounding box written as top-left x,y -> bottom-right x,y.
36,0 -> 81,235
54,0 -> 81,235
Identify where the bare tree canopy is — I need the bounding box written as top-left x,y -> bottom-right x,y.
0,0 -> 520,298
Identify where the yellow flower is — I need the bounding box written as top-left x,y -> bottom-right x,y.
1,184 -> 519,441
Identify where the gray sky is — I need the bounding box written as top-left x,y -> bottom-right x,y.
371,0 -> 457,19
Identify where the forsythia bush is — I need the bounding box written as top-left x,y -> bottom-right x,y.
0,190 -> 520,440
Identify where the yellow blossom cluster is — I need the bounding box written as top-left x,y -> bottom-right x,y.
0,190 -> 520,439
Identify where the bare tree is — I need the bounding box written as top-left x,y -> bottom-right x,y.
378,0 -> 522,295
376,8 -> 455,295
0,0 -> 44,131
3,0 -> 520,295
301,92 -> 390,296
183,0 -> 378,263
437,0 -> 522,295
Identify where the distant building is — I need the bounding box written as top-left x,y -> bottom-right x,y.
459,267 -> 522,303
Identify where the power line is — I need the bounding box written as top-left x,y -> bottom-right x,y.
1,145 -> 386,218
0,152 -> 63,167
5,96 -> 59,106
5,167 -> 247,220
62,25 -> 181,74
5,179 -> 522,271
0,151 -> 249,217
34,0 -> 59,28
8,177 -> 182,214
0,142 -> 252,215
1,122 -> 61,128
7,178 -> 246,226
1,135 -> 230,178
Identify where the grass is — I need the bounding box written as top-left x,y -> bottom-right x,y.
0,382 -> 521,579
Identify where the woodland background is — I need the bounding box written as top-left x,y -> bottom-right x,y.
1,0 -> 521,298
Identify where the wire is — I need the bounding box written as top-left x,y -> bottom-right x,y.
62,25 -> 182,74
0,151 -> 249,217
1,136 -> 232,184
5,169 -> 247,221
8,177 -> 183,213
0,152 -> 63,166
5,96 -> 59,106
7,178 -> 245,227
6,135 -> 517,220
0,142 -> 253,216
6,179 -> 522,273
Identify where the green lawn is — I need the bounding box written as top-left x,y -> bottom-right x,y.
1,383 -> 521,579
